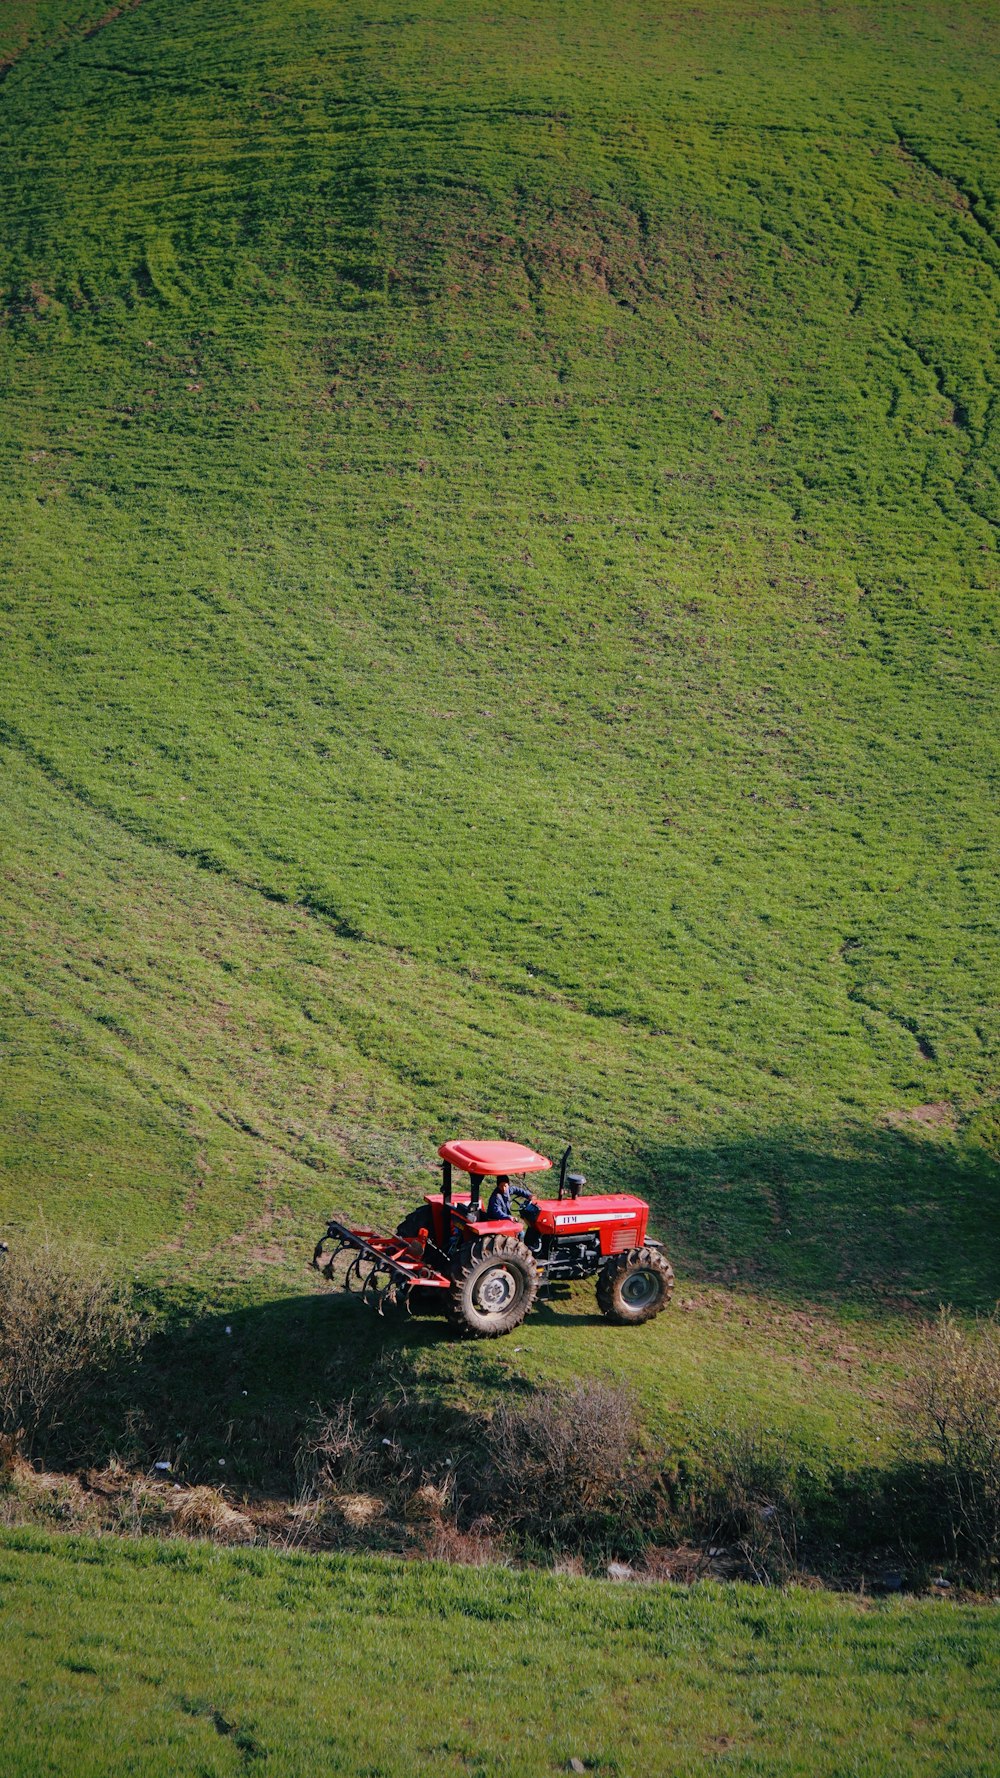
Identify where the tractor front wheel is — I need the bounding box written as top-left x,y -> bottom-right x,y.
596,1248 -> 674,1324
448,1234 -> 537,1338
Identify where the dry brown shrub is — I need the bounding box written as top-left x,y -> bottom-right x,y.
405,1481 -> 450,1522
417,1518 -> 503,1566
171,1485 -> 255,1543
479,1380 -> 647,1544
551,1554 -> 586,1578
0,1449 -> 99,1531
641,1544 -> 704,1584
328,1492 -> 386,1529
0,1244 -> 142,1454
111,1476 -> 175,1537
906,1308 -> 1000,1582
695,1425 -> 800,1584
296,1400 -> 416,1499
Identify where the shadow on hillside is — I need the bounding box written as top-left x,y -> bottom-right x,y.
627,1121 -> 1000,1315
85,1285 -> 490,1490
52,1123 -> 996,1488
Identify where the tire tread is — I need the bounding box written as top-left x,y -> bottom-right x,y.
448,1234 -> 537,1339
596,1246 -> 674,1324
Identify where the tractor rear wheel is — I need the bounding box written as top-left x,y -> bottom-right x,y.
448,1234 -> 537,1338
597,1248 -> 674,1324
395,1206 -> 432,1241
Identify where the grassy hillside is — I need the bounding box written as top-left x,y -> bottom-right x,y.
1,1530 -> 998,1777
0,0 -> 998,1479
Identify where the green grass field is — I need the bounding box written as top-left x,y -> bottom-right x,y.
2,0 -> 999,1476
1,1530 -> 998,1777
2,0 -> 1000,1766
1,0 -> 999,1723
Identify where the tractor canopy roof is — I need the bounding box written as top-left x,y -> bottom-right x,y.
438,1139 -> 552,1177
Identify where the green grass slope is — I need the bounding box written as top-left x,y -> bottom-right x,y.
0,0 -> 998,1468
1,1530 -> 998,1777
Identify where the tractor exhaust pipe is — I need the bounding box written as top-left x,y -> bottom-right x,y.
558,1145 -> 571,1200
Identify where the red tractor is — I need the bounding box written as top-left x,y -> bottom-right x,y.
312,1139 -> 674,1338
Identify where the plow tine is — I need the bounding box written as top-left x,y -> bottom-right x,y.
375,1277 -> 403,1316
359,1265 -> 391,1308
361,1261 -> 387,1307
313,1215 -> 450,1307
358,1266 -> 412,1316
313,1231 -> 350,1277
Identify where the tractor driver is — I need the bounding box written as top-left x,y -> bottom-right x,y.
486,1174 -> 536,1223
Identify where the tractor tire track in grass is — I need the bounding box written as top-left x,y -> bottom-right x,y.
0,0 -> 142,86
895,329 -> 999,542
893,127 -> 1000,272
0,716 -> 376,948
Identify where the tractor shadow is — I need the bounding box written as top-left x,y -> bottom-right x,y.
532,1296 -> 606,1327
108,1282 -> 534,1489
135,1282 -> 447,1411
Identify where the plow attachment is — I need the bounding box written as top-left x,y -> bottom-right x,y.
312,1218 -> 450,1314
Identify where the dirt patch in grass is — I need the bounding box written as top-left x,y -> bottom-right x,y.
885,1102 -> 954,1128
392,186 -> 752,318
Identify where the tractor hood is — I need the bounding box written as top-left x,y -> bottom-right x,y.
530,1194 -> 649,1233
